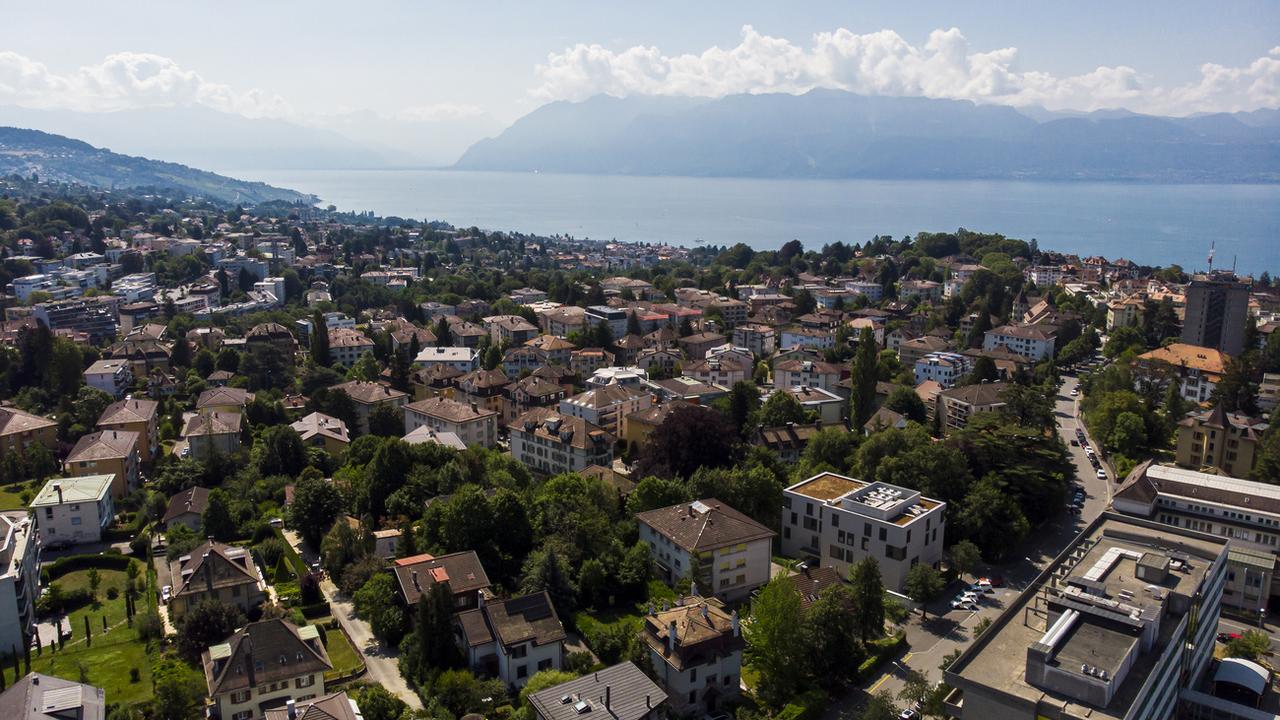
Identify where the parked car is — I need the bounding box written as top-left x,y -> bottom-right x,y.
1096,469 -> 1108,480
969,580 -> 995,594
1070,439 -> 1079,446
951,597 -> 978,611
898,711 -> 919,720
161,585 -> 171,603
1217,632 -> 1242,643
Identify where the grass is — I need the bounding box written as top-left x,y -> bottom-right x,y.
51,566 -> 138,632
322,625 -> 363,682
0,480 -> 39,511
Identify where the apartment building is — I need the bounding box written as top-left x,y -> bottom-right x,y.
1174,405 -> 1267,478
779,386 -> 844,425
944,513 -> 1227,720
289,412 -> 351,454
913,351 -> 973,388
983,324 -> 1057,361
897,335 -> 951,367
95,398 -> 159,463
1182,273 -> 1250,356
528,662 -> 666,720
196,387 -> 256,414
509,408 -> 614,475
732,324 -> 777,358
773,359 -> 842,392
584,306 -> 629,339
456,369 -> 511,417
456,591 -> 566,688
0,512 -> 39,661
203,619 -> 332,720
84,359 -> 133,399
32,298 -> 118,342
559,384 -> 653,436
182,411 -> 243,459
935,382 -> 1007,435
0,405 -> 57,458
64,429 -> 139,500
636,499 -> 774,602
327,328 -> 375,368
1135,343 -> 1227,404
333,381 -> 408,435
642,597 -> 742,715
30,476 -> 114,548
403,397 -> 498,448
168,540 -> 267,620
781,473 -> 946,592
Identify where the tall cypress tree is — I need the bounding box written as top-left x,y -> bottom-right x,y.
310,311 -> 331,367
850,326 -> 879,428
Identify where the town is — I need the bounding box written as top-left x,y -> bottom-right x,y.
0,175 -> 1276,720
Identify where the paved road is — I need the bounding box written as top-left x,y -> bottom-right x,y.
282,530 -> 423,710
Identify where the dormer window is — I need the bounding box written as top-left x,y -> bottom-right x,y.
297,651 -> 305,660
279,655 -> 287,665
254,660 -> 264,672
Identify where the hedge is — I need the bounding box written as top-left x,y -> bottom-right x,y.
857,631 -> 908,679
41,553 -> 136,583
299,601 -> 331,619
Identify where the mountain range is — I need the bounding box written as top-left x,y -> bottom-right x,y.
0,126 -> 313,204
454,90 -> 1280,183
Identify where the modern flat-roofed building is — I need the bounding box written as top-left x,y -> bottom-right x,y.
943,513 -> 1228,720
636,499 -> 774,602
914,351 -> 973,388
84,359 -> 133,399
780,473 -> 946,592
30,476 -> 114,548
0,511 -> 39,658
584,305 -> 629,339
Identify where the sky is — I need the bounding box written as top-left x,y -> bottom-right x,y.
1,1 -> 1278,158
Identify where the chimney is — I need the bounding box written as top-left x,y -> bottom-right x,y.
605,686 -> 611,709
53,482 -> 62,504
203,552 -> 213,593
667,620 -> 677,654
287,699 -> 297,720
645,695 -> 651,709
731,610 -> 740,637
411,570 -> 420,592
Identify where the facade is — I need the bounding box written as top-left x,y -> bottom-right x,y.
780,386 -> 844,425
0,405 -> 57,458
1134,343 -> 1227,404
773,359 -> 842,392
509,408 -> 615,475
528,662 -> 666,720
754,422 -> 828,464
203,619 -> 332,720
0,512 -> 39,663
983,324 -> 1057,361
403,397 -> 499,448
642,597 -> 743,715
584,305 -> 630,339
290,412 -> 350,454
455,369 -> 511,417
780,473 -> 946,592
84,359 -> 133,399
1181,273 -> 1250,356
182,412 -> 243,459
196,387 -> 255,414
732,324 -> 776,358
262,692 -> 361,720
1174,405 -> 1266,478
559,385 -> 653,436
897,335 -> 952,367
636,499 -> 775,601
168,540 -> 268,620
63,429 -> 139,500
944,513 -> 1228,720
333,381 -> 408,435
327,328 -> 375,368
393,551 -> 491,610
30,476 -> 114,548
95,398 -> 160,464
913,351 -> 973,388
936,382 -> 1008,435
456,591 -> 566,689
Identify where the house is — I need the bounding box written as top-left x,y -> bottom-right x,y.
780,473 -> 946,592
526,335 -> 576,367
30,476 -> 114,548
773,359 -> 842,392
0,405 -> 57,458
642,597 -> 743,715
414,346 -> 479,373
163,486 -> 210,532
571,348 -> 615,376
290,412 -> 350,454
936,382 -> 1007,434
504,376 -> 567,424
754,422 -> 829,464
95,398 -> 159,463
982,324 -> 1057,361
197,387 -> 256,414
392,551 -> 491,610
613,334 -> 648,365
863,406 -> 908,435
169,540 -> 267,620
372,529 -> 401,560
455,369 -> 511,417
410,364 -> 464,401
403,397 -> 499,448
527,662 -> 666,720
502,346 -> 549,377
0,673 -> 106,720
202,618 -> 332,720
83,358 -> 133,398
64,430 -> 139,500
635,347 -> 683,376
784,566 -> 845,610
678,333 -> 726,361
780,386 -> 844,425
686,354 -> 751,387
559,385 -> 653,436
333,381 -> 408,435
897,336 -> 951,367
182,412 -> 243,459
541,306 -> 588,337
106,336 -> 172,380
0,512 -> 38,663
245,322 -> 297,355
1135,343 -> 1228,404
263,692 -> 362,720
402,426 -> 467,450
913,351 -> 973,388
509,408 -> 615,475
327,328 -> 376,368
485,315 -> 540,346
636,499 -> 775,601
456,591 -> 566,688
1174,405 -> 1267,478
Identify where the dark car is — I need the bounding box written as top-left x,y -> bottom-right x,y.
1217,632 -> 1242,643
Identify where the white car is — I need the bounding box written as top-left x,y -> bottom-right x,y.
161,585 -> 172,603
969,581 -> 995,594
1096,469 -> 1108,480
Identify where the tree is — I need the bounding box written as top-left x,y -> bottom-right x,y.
956,474 -> 1031,561
201,489 -> 236,542
798,427 -> 861,475
884,386 -> 928,423
903,563 -> 944,619
87,568 -> 101,598
860,691 -> 899,720
288,475 -> 343,548
152,658 -> 206,720
757,390 -> 808,427
744,574 -> 808,706
634,404 -> 741,479
519,546 -> 577,615
309,313 -> 331,367
626,476 -> 690,515
353,686 -> 409,720
170,338 -> 191,369
175,599 -> 245,660
1107,411 -> 1148,458
353,573 -> 407,645
850,327 -> 879,428
1226,630 -> 1271,661
1213,355 -> 1259,415
725,381 -> 761,437
849,557 -> 885,643
255,425 -> 308,477
966,355 -> 999,384
216,347 -> 240,373
1253,431 -> 1280,485
800,583 -> 865,688
948,540 -> 982,579
999,383 -> 1055,432
320,520 -> 371,581
409,581 -> 461,678
367,403 -> 402,437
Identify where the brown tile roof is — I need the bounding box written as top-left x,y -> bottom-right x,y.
755,422 -> 828,451
510,407 -> 615,449
1137,343 -> 1229,375
264,691 -> 359,720
182,411 -> 242,437
458,368 -> 511,390
195,387 -> 255,409
0,405 -> 56,437
987,324 -> 1056,341
96,398 -> 158,426
786,566 -> 845,610
163,486 -> 210,523
526,334 -> 576,352
171,540 -> 262,600
636,498 -> 775,552
66,429 -> 138,463
290,412 -> 350,444
405,396 -> 496,423
392,551 -> 491,605
334,380 -> 407,405
642,596 -> 742,670
938,381 -> 1008,407
328,328 -> 374,348
483,591 -> 567,649
202,618 -> 331,696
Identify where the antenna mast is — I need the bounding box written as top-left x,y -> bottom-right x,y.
1207,241 -> 1215,272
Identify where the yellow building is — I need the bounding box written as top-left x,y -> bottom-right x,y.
1175,404 -> 1267,478
64,429 -> 140,499
290,411 -> 351,455
96,398 -> 160,464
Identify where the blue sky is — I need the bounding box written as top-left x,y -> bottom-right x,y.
0,0 -> 1275,166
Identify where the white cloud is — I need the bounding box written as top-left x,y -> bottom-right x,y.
531,25 -> 1280,115
0,50 -> 291,117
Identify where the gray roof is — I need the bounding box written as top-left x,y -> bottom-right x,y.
0,673 -> 105,720
528,662 -> 666,720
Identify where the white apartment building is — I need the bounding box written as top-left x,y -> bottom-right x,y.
84,359 -> 133,399
983,325 -> 1057,361
30,476 -> 114,548
1028,265 -> 1071,287
413,346 -> 480,373
774,359 -> 843,392
636,499 -> 775,602
913,351 -> 973,388
402,397 -> 498,448
844,280 -> 884,302
732,324 -> 777,358
509,408 -> 614,475
455,592 -> 566,689
0,511 -> 39,662
781,473 -> 946,592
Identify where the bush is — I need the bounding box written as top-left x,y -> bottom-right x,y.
129,531 -> 151,557
36,586 -> 93,616
256,538 -> 287,572
106,587 -> 119,600
857,632 -> 908,679
135,610 -> 164,642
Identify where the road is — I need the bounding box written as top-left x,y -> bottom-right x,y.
828,374 -> 1117,716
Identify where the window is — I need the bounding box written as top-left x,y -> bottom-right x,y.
861,538 -> 869,551
254,660 -> 264,672
71,517 -> 82,526
296,675 -> 314,688
690,668 -> 698,682
735,574 -> 746,585
233,711 -> 253,720
831,514 -> 839,528
879,527 -> 887,541
279,654 -> 287,665
690,691 -> 698,705
516,664 -> 528,679
725,675 -> 734,686
231,690 -> 250,704
538,658 -> 553,671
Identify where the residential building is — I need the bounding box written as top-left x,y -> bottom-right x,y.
559,384 -> 653,436
169,540 -> 267,620
636,499 -> 775,601
526,335 -> 576,367
584,305 -> 630,339
754,422 -> 829,464
0,673 -> 106,720
32,298 -> 118,342
1134,343 -> 1227,404
779,386 -> 844,425
686,354 -> 751,387
897,335 -> 951,367
642,597 -> 743,715
773,359 -> 842,392
1182,273 -> 1250,356
371,529 -> 401,559
634,347 -> 682,376
262,692 -> 362,720
290,412 -> 351,454
502,346 -> 549,377
245,322 -> 298,355
392,551 -> 491,610
182,411 -> 243,459
83,359 -> 133,399
333,381 -> 408,435
779,326 -> 835,351
509,408 -> 614,475
528,662 -> 666,720
780,473 -> 946,592
541,306 -> 588,337
455,369 -> 511,417
732,323 -> 777,358
30,476 -> 114,548
648,377 -> 729,404
64,429 -> 139,500
0,405 -> 57,458
943,513 -> 1228,720
863,406 -> 909,435
327,328 -> 375,367
1174,405 -> 1266,478
95,398 -> 159,463
504,376 -> 567,424
983,324 -> 1057,361
196,387 -> 256,414
678,333 -> 727,360
899,279 -> 942,303
936,382 -> 1008,434
402,426 -> 466,450
1105,296 -> 1144,331
456,591 -> 567,688
913,351 -> 973,388
163,486 -> 210,532
403,397 -> 499,448
622,401 -> 686,452
571,348 -> 616,377
0,512 -> 38,664
202,618 -> 332,720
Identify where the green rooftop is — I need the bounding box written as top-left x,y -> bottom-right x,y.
29,475 -> 114,507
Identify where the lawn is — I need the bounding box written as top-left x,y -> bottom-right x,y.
322,625 -> 363,682
29,628 -> 156,705
49,566 -> 138,633
0,480 -> 39,511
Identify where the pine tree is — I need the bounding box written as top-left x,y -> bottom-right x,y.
84,616 -> 91,647
850,557 -> 885,642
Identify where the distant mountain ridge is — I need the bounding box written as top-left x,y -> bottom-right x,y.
454,90 -> 1280,183
0,126 -> 313,204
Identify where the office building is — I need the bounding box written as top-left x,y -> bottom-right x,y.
1182,273 -> 1250,357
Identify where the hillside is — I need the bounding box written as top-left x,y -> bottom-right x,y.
0,127 -> 314,204
454,90 -> 1280,183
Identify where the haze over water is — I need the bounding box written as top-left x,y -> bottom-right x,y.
231,169 -> 1280,276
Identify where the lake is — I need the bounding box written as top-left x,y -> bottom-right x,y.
226,169 -> 1280,276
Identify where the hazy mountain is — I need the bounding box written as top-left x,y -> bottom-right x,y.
0,126 -> 313,204
454,90 -> 1280,182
